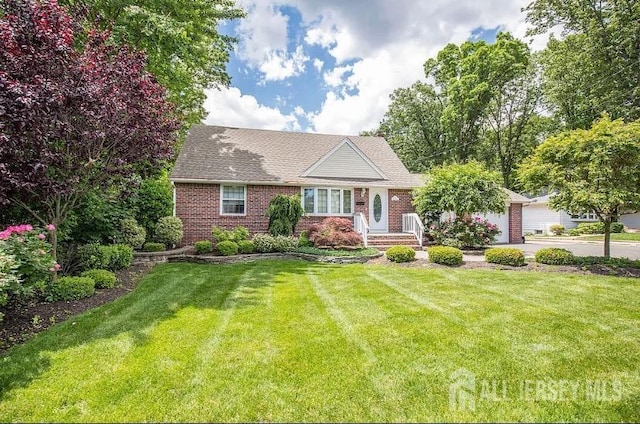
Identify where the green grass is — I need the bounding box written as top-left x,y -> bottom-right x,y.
296,246 -> 380,257
582,233 -> 640,242
1,261 -> 639,422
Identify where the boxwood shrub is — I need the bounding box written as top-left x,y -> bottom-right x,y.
143,242 -> 166,252
535,247 -> 574,265
237,240 -> 255,254
48,276 -> 95,301
428,246 -> 463,266
485,247 -> 525,267
194,240 -> 213,254
386,245 -> 416,263
102,244 -> 133,271
81,269 -> 117,289
252,234 -> 299,253
216,240 -> 239,256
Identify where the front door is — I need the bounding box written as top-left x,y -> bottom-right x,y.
369,188 -> 388,232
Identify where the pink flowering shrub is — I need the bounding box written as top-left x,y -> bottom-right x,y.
308,217 -> 363,248
0,224 -> 57,306
428,217 -> 501,248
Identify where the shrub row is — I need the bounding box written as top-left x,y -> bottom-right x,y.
143,242 -> 166,252
77,244 -> 133,272
568,221 -> 624,236
253,234 -> 299,253
47,268 -> 117,301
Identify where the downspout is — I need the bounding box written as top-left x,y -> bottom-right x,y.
171,181 -> 176,217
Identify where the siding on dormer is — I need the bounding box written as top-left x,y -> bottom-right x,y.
305,143 -> 385,180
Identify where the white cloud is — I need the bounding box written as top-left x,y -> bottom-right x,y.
203,87 -> 300,131
235,1 -> 309,81
323,64 -> 353,88
312,58 -> 324,72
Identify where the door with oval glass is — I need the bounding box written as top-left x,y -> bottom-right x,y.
369,188 -> 388,232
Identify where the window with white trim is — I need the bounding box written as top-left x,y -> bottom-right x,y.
571,211 -> 598,221
221,185 -> 246,215
302,187 -> 353,215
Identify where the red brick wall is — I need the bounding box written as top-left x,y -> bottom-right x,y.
508,203 -> 523,244
388,189 -> 414,233
175,183 -> 416,245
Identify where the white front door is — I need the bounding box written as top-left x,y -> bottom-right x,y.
369,188 -> 388,232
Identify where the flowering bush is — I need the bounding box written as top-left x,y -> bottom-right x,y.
308,217 -> 363,248
428,217 -> 500,248
0,224 -> 58,309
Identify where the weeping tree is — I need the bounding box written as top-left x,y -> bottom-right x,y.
266,194 -> 304,236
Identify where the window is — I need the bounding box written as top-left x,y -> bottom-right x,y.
221,185 -> 246,215
301,187 -> 353,215
571,211 -> 598,221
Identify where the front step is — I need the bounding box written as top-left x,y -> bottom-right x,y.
367,233 -> 422,251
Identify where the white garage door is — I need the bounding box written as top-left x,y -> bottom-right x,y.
473,212 -> 510,244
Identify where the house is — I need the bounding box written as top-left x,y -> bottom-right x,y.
170,125 -> 528,246
523,195 -> 640,234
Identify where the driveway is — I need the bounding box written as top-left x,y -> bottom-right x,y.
510,240 -> 640,260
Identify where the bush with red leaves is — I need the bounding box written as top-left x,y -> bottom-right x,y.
308,217 -> 363,248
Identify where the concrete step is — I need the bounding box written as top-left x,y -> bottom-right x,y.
371,244 -> 422,251
368,239 -> 420,246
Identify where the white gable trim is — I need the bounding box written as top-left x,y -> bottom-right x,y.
301,138 -> 388,180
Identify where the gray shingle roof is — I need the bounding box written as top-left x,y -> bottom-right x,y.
171,125 -> 419,188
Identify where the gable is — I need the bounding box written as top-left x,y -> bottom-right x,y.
302,138 -> 387,180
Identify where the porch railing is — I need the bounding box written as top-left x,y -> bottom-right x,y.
402,213 -> 424,247
353,212 -> 369,247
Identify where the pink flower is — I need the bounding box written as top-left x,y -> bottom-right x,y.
49,267 -> 56,272
46,224 -> 56,231
38,233 -> 46,240
54,263 -> 61,270
0,230 -> 10,240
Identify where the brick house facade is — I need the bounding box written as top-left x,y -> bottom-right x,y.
171,126 -> 528,246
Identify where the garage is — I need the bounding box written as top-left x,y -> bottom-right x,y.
474,212 -> 510,244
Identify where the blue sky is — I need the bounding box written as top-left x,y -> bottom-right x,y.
204,1 -> 547,135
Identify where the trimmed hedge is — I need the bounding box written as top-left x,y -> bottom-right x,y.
48,276 -> 95,301
104,244 -> 133,271
154,216 -> 183,247
143,242 -> 166,252
194,240 -> 213,255
216,240 -> 239,256
386,245 -> 416,263
252,234 -> 299,253
81,269 -> 117,289
535,247 -> 574,265
237,240 -> 255,254
485,247 -> 525,267
428,246 -> 463,266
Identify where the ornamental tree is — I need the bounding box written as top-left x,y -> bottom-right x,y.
519,115 -> 640,257
412,161 -> 508,220
0,0 -> 179,260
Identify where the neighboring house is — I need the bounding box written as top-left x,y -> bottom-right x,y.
523,195 -> 640,234
170,125 -> 528,246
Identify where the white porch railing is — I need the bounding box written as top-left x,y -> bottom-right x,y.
353,212 -> 369,247
402,213 -> 424,247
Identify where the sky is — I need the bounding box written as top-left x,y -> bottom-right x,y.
203,0 -> 550,136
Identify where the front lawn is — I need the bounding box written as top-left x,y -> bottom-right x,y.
582,233 -> 640,242
1,261 -> 639,421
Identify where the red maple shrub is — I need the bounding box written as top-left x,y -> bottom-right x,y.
308,217 -> 363,248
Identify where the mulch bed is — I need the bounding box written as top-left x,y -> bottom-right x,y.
366,256 -> 640,278
0,263 -> 154,354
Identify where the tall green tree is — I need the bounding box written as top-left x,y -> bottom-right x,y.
61,0 -> 245,126
518,115 -> 640,257
526,0 -> 640,126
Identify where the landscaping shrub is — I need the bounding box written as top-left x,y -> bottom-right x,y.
237,240 -> 255,254
0,224 -> 57,305
81,269 -> 117,289
549,224 -> 565,236
212,226 -> 250,243
298,230 -> 312,247
154,216 -> 183,247
133,175 -> 173,236
119,218 -> 146,249
216,240 -> 238,256
252,234 -> 299,253
573,256 -> 640,269
576,222 -> 604,234
428,217 -> 500,248
194,240 -> 213,254
47,276 -> 95,301
611,222 -> 624,233
77,243 -> 108,271
308,217 -> 362,248
386,246 -> 416,263
101,244 -> 133,271
485,247 -> 525,266
266,194 -> 304,236
535,247 -> 574,265
143,242 -> 166,252
568,228 -> 581,236
428,246 -> 463,266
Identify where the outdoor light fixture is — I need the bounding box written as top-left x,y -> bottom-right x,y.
361,188 -> 366,197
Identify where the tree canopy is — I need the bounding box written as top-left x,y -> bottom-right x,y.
0,0 -> 180,257
412,162 -> 508,220
518,115 -> 640,257
59,0 -> 245,127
